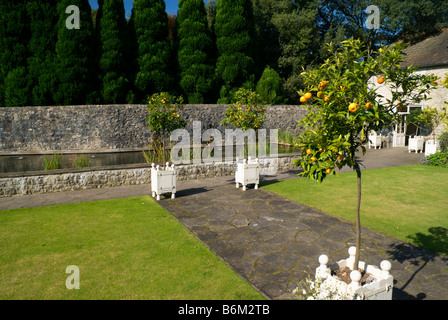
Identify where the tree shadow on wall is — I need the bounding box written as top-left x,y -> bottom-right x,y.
387,227 -> 448,300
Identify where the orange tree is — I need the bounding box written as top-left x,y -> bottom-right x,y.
295,38 -> 437,270
145,92 -> 186,164
221,88 -> 266,131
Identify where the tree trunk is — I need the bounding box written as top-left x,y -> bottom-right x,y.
354,164 -> 362,270
162,129 -> 166,166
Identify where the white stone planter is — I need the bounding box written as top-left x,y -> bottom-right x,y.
393,132 -> 405,147
235,157 -> 260,191
151,163 -> 176,201
408,136 -> 424,153
316,247 -> 393,300
425,140 -> 440,157
368,133 -> 383,149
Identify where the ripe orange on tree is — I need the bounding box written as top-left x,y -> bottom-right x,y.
311,157 -> 317,162
304,92 -> 312,100
365,102 -> 373,108
326,168 -> 331,174
377,76 -> 385,84
348,103 -> 358,112
300,96 -> 307,103
319,81 -> 328,88
324,96 -> 330,102
306,149 -> 312,155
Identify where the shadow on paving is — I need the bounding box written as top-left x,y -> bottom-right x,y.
157,176 -> 448,300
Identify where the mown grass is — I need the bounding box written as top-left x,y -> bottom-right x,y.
0,196 -> 264,300
262,165 -> 448,256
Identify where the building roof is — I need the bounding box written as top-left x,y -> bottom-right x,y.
400,28 -> 448,68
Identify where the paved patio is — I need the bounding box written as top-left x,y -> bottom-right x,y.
1,147 -> 447,300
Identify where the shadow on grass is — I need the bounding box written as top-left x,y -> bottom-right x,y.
387,227 -> 448,300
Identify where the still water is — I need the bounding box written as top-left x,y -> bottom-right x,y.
0,152 -> 147,174
0,145 -> 298,174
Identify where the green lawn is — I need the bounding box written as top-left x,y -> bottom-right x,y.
262,165 -> 448,256
0,196 -> 264,300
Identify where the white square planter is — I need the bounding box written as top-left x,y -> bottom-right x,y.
316,247 -> 393,300
368,133 -> 382,149
425,140 -> 440,157
235,157 -> 260,191
151,163 -> 176,201
408,136 -> 424,153
393,132 -> 405,147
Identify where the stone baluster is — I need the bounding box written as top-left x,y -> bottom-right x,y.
346,246 -> 357,270
316,254 -> 331,279
380,260 -> 392,279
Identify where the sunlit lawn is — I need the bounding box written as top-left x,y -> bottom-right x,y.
0,196 -> 264,300
262,165 -> 448,256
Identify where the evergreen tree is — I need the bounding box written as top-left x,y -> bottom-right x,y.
0,0 -> 32,107
132,0 -> 172,103
54,0 -> 96,106
26,0 -> 59,106
214,0 -> 257,103
256,66 -> 286,105
177,0 -> 215,104
96,0 -> 129,103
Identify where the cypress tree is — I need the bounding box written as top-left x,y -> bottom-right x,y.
96,0 -> 129,104
132,0 -> 172,103
0,0 -> 32,107
214,0 -> 257,103
177,0 -> 215,104
26,0 -> 59,106
54,0 -> 96,105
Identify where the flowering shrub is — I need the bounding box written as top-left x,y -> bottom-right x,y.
293,274 -> 359,300
221,88 -> 266,131
420,151 -> 448,167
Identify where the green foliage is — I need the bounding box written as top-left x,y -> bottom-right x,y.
420,151 -> 448,168
26,0 -> 59,106
0,0 -> 32,107
96,0 -> 129,104
221,88 -> 266,131
3,67 -> 33,107
54,0 -> 96,105
43,153 -> 62,170
146,92 -> 186,135
73,154 -> 91,168
177,0 -> 216,104
256,66 -> 287,104
214,0 -> 257,102
295,38 -> 437,183
438,132 -> 448,153
132,0 -> 172,102
414,106 -> 448,140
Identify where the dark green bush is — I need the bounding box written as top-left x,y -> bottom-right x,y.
439,131 -> 448,152
420,151 -> 448,167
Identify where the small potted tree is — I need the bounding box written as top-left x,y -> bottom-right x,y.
295,38 -> 437,299
413,106 -> 448,156
221,88 -> 266,191
144,92 -> 186,200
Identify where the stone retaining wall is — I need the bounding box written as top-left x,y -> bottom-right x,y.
0,155 -> 299,198
0,104 -> 308,154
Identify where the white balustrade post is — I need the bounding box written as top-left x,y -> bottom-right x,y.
347,246 -> 357,270
380,260 -> 392,279
348,270 -> 362,293
316,254 -> 331,279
